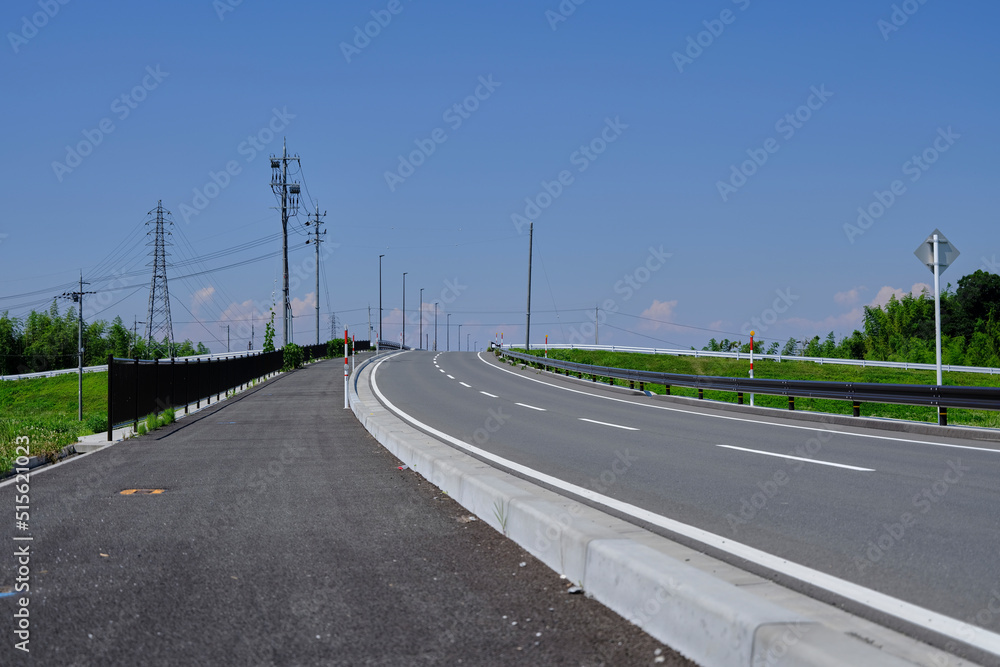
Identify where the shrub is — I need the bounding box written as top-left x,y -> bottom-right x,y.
85,413 -> 108,434
145,413 -> 158,432
162,408 -> 175,425
283,343 -> 304,371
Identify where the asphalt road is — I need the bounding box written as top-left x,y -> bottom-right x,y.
372,350 -> 1000,656
0,359 -> 687,666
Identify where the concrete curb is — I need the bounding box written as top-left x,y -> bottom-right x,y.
348,354 -> 936,667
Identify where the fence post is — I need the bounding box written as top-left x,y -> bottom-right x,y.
107,354 -> 113,442
184,359 -> 189,415
133,357 -> 139,432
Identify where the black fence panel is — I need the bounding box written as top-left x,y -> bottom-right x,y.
107,351 -> 284,437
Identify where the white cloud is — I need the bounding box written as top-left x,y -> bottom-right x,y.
639,299 -> 680,330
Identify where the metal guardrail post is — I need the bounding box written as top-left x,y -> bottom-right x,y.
639,382 -> 645,392
697,388 -> 704,400
788,396 -> 796,410
665,384 -> 670,395
738,392 -> 744,405
939,407 -> 948,426
853,401 -> 861,417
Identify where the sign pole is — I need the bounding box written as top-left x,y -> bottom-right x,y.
344,328 -> 349,409
933,234 -> 943,386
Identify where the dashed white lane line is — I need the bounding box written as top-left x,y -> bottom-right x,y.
460,382 -> 472,388
447,375 -> 455,379
515,402 -> 546,411
439,369 -> 445,373
480,391 -> 498,398
579,418 -> 638,431
716,445 -> 875,472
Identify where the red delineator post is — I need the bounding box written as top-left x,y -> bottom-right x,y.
344,329 -> 349,409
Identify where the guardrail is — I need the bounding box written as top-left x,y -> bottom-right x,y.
494,346 -> 1000,426
503,343 -> 1000,376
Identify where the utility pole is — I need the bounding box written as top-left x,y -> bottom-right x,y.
526,222 -> 533,351
145,201 -> 175,357
458,324 -> 462,352
270,138 -> 301,348
402,272 -> 408,350
305,201 -> 326,346
131,317 -> 145,358
434,303 -> 439,351
418,288 -> 424,350
221,325 -> 230,353
595,306 -> 599,345
60,271 -> 94,422
447,313 -> 451,352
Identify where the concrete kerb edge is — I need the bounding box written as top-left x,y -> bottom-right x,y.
348,354 -> 918,667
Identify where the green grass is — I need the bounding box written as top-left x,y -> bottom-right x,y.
0,372 -> 108,473
517,349 -> 1000,429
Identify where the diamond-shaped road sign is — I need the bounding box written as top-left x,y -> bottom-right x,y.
914,229 -> 960,275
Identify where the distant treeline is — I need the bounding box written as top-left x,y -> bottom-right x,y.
703,270 -> 1000,367
0,301 -> 209,375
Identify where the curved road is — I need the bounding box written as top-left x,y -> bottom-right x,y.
371,350 -> 1000,659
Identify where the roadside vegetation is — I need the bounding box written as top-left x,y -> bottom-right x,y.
517,348 -> 1000,429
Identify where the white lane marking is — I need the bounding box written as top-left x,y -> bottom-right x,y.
579,417 -> 638,431
460,382 -> 471,388
480,391 -> 498,398
475,352 -> 1000,455
447,375 -> 455,380
371,357 -> 1000,655
439,369 -> 445,373
515,402 -> 546,411
717,445 -> 874,472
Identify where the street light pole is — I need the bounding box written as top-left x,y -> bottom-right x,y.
378,254 -> 385,348
419,288 -> 424,350
434,303 -> 439,351
402,272 -> 407,350
458,324 -> 462,352
447,313 -> 450,351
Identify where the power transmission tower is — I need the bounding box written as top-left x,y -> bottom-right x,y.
270,138 -> 301,348
59,271 -> 94,421
144,201 -> 174,357
305,201 -> 326,346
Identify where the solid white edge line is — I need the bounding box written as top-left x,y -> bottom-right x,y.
376,355 -> 1000,655
579,417 -> 638,431
515,402 -> 547,411
717,445 -> 875,472
476,352 -> 1000,455
480,391 -> 498,398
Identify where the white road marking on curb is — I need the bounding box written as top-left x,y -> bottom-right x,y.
716,445 -> 875,472
375,355 -> 1000,655
515,402 -> 546,411
480,391 -> 498,398
460,382 -> 471,388
476,352 -> 1000,455
579,417 -> 638,431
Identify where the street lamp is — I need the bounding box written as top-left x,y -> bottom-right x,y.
402,272 -> 407,350
378,254 -> 385,347
419,288 -> 424,350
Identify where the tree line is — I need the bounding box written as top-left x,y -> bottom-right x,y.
703,270 -> 1000,367
0,300 -> 209,376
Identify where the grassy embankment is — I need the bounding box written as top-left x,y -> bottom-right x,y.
515,348 -> 1000,429
0,372 -> 108,473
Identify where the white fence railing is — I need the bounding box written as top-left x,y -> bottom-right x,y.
0,350 -> 265,381
501,343 -> 1000,376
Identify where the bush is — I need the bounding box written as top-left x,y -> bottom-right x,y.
162,408 -> 175,426
283,343 -> 304,371
137,423 -> 147,436
145,413 -> 158,432
84,413 -> 108,434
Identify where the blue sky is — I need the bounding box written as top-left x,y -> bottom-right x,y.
1,0 -> 997,353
